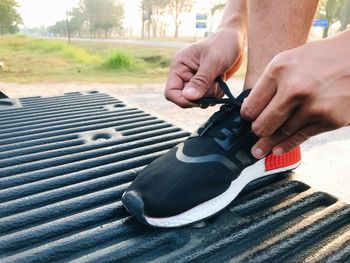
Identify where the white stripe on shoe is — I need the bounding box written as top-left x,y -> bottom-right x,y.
144,158 -> 301,228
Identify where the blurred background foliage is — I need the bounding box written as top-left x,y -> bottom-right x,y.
0,0 -> 349,83
1,0 -> 350,37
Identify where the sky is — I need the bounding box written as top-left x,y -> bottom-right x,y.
18,0 -> 80,28
17,0 -> 213,28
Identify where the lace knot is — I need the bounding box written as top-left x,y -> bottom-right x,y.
193,77 -> 242,109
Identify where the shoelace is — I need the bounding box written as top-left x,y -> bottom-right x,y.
194,77 -> 242,108
195,77 -> 245,140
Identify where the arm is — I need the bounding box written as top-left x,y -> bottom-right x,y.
241,29 -> 350,158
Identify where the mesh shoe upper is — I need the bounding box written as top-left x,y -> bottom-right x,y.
127,137 -> 235,217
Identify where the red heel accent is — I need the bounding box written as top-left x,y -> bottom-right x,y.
265,147 -> 301,171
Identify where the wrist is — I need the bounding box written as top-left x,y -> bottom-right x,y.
214,24 -> 246,53
216,0 -> 247,47
218,14 -> 247,33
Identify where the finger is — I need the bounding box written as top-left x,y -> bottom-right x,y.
165,54 -> 198,106
200,82 -> 224,108
218,87 -> 225,98
224,52 -> 244,80
240,64 -> 278,121
251,109 -> 310,158
273,123 -> 329,155
208,80 -> 224,99
165,63 -> 194,91
182,66 -> 216,101
164,66 -> 198,108
203,82 -> 220,97
165,89 -> 198,108
209,90 -> 224,107
251,90 -> 298,137
251,130 -> 286,159
165,73 -> 198,108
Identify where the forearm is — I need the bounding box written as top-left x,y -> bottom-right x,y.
218,0 -> 247,31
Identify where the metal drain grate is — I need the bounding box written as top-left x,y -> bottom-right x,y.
0,91 -> 349,263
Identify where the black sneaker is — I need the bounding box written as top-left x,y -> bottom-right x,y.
122,78 -> 301,227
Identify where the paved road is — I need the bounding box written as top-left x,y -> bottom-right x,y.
39,36 -> 190,49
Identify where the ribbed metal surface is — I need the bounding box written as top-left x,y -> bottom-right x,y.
0,91 -> 349,263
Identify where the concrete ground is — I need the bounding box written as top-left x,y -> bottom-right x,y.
1,79 -> 349,202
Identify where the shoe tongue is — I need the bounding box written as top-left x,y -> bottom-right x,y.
197,89 -> 252,144
196,89 -> 252,138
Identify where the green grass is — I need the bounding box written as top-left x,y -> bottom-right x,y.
0,35 -> 177,83
0,35 -> 246,83
26,39 -> 101,64
103,49 -> 140,70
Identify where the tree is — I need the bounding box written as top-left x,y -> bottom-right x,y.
317,0 -> 345,38
82,0 -> 98,37
0,0 -> 22,34
340,0 -> 350,31
141,0 -> 169,38
47,20 -> 67,36
140,0 -> 152,39
69,7 -> 86,36
94,0 -> 124,37
150,0 -> 168,37
169,0 -> 193,38
82,0 -> 124,37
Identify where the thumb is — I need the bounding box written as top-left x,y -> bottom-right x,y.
182,67 -> 215,101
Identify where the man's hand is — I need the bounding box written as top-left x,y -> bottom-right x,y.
164,0 -> 247,108
241,30 -> 350,159
165,27 -> 245,108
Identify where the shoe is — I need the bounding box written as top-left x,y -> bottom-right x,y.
122,77 -> 301,228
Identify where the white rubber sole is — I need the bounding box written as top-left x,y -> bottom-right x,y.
144,158 -> 301,228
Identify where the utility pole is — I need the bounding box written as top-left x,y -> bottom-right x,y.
141,1 -> 145,39
66,11 -> 71,43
